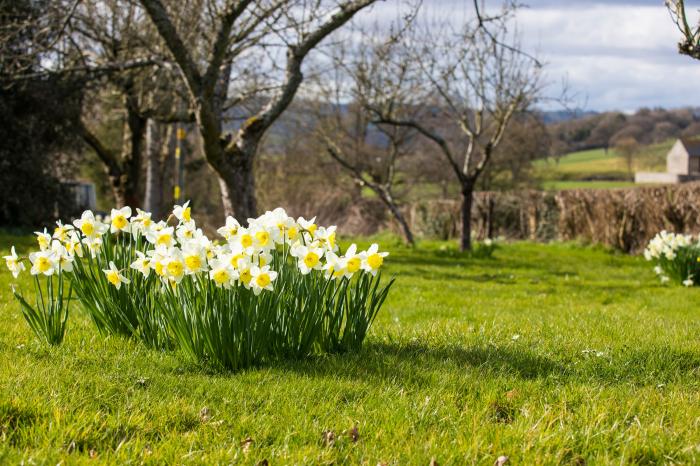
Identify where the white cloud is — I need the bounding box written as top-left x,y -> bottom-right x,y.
353,0 -> 700,111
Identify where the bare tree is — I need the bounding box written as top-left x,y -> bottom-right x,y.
137,0 -> 378,221
667,0 -> 700,59
614,136 -> 639,177
311,23 -> 419,245
366,8 -> 542,250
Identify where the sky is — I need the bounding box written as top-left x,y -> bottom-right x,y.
356,0 -> 700,113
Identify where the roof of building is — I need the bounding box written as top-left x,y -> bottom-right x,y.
679,137 -> 700,157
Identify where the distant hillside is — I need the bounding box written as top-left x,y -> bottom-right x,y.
547,107 -> 700,156
539,109 -> 599,124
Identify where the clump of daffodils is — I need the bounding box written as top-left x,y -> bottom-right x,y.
644,231 -> 700,287
5,203 -> 394,369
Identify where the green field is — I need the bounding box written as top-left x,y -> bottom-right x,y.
1,234 -> 699,464
535,141 -> 671,190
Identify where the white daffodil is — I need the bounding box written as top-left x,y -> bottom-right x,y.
110,206 -> 132,233
322,251 -> 346,280
342,244 -> 362,277
291,243 -> 324,275
297,216 -> 317,237
256,251 -> 273,268
217,216 -> 240,241
683,276 -> 694,287
52,220 -> 73,242
147,226 -> 175,248
64,231 -> 84,258
51,240 -> 74,273
130,251 -> 151,277
361,243 -> 389,276
85,236 -> 103,258
232,228 -> 255,254
29,250 -> 57,276
4,246 -> 25,278
131,208 -> 155,236
250,265 -> 277,295
252,226 -> 274,251
315,226 -> 338,252
34,228 -> 51,251
176,222 -> 198,242
163,248 -> 186,284
208,258 -> 237,288
103,261 -> 130,289
182,243 -> 207,274
147,246 -> 169,277
173,201 -> 192,223
73,210 -> 105,238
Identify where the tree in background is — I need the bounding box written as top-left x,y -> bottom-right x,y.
0,0 -> 85,226
137,0 -> 378,221
311,19 -> 421,245
366,6 -> 542,251
480,113 -> 551,191
614,136 -> 639,177
668,1 -> 700,59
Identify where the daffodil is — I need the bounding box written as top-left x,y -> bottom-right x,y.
361,243 -> 389,276
315,226 -> 338,252
182,243 -> 207,274
322,251 -> 346,280
51,241 -> 74,273
147,226 -> 175,248
250,265 -> 277,295
252,226 -> 274,251
130,251 -> 151,277
163,249 -> 186,284
73,210 -> 104,238
34,229 -> 51,251
4,246 -> 25,278
291,243 -> 324,275
342,244 -> 362,276
53,220 -> 73,242
208,258 -> 237,288
173,201 -> 192,223
297,216 -> 317,237
29,250 -> 57,276
102,261 -> 130,289
217,216 -> 240,241
65,232 -> 84,258
131,209 -> 155,236
110,207 -> 132,233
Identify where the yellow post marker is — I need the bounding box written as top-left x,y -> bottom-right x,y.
174,127 -> 186,201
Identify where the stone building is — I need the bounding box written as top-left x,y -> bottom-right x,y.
635,137 -> 700,184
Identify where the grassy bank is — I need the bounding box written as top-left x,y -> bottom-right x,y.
1,235 -> 698,464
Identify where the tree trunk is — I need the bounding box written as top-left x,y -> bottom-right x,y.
144,118 -> 164,218
212,146 -> 257,221
460,182 -> 474,251
379,192 -> 414,246
120,86 -> 146,208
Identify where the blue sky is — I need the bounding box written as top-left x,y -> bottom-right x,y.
357,0 -> 700,112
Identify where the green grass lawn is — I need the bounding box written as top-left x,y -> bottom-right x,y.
1,234 -> 699,464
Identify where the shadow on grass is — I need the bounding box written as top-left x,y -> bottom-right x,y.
281,341 -> 565,385
277,341 -> 700,387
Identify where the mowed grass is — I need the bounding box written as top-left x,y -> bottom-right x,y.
1,233 -> 700,464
